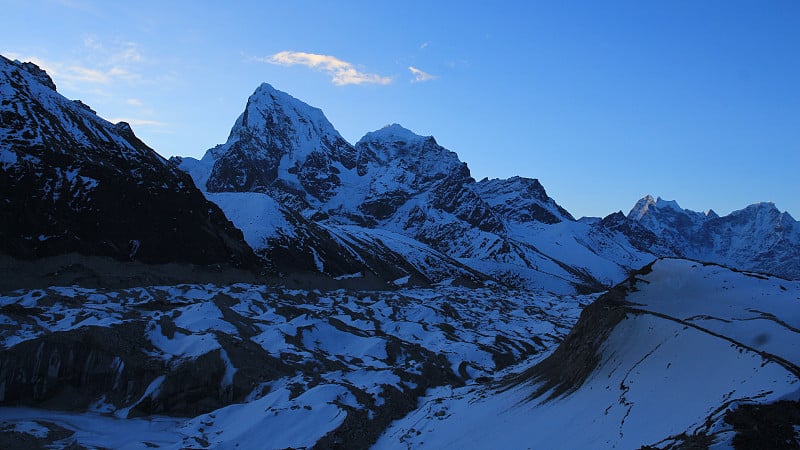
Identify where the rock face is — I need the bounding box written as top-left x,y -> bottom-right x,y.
353,124 -> 504,234
204,83 -> 356,204
0,56 -> 257,267
475,176 -> 574,225
627,195 -> 800,279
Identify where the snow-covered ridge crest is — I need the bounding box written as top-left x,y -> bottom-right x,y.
360,123 -> 430,144
0,56 -> 147,155
224,82 -> 347,152
476,176 -> 575,224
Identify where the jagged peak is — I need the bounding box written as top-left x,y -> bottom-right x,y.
73,100 -> 96,114
475,175 -> 575,223
250,82 -> 311,109
477,176 -> 549,198
748,201 -> 777,210
629,195 -> 687,220
114,121 -> 134,134
628,195 -> 657,221
601,210 -> 627,223
630,196 -> 792,226
481,175 -> 540,183
358,123 -> 431,145
654,197 -> 682,211
211,81 -> 348,161
237,82 -> 334,133
0,55 -> 58,91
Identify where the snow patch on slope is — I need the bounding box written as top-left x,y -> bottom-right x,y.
205,192 -> 293,248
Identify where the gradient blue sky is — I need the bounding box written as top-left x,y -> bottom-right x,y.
3,0 -> 798,218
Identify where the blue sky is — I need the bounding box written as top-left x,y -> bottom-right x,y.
3,0 -> 798,218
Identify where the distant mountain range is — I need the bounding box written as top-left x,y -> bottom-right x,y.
628,195 -> 799,279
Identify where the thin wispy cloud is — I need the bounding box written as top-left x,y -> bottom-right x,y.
83,36 -> 102,50
5,38 -> 147,90
68,65 -> 111,83
5,56 -> 136,87
5,39 -> 169,139
110,42 -> 143,64
409,66 -> 437,83
257,51 -> 392,86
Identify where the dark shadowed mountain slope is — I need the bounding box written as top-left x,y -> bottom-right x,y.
0,55 -> 257,267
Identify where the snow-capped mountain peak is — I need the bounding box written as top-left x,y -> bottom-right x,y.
628,195 -> 686,221
176,80 -> 800,291
627,194 -> 656,221
236,82 -> 339,140
200,83 -> 356,203
359,123 -> 431,144
14,58 -> 57,90
627,195 -> 710,231
654,196 -> 682,211
355,123 -> 457,171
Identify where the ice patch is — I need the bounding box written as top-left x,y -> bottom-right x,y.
4,420 -> 49,438
334,272 -> 363,280
392,275 -> 410,286
310,247 -> 324,273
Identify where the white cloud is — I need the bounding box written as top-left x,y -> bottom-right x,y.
6,39 -> 149,91
111,42 -> 143,64
420,42 -> 430,49
3,53 -> 107,86
3,53 -> 57,76
126,98 -> 144,107
409,66 -> 437,83
67,65 -> 110,83
259,51 -> 392,86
